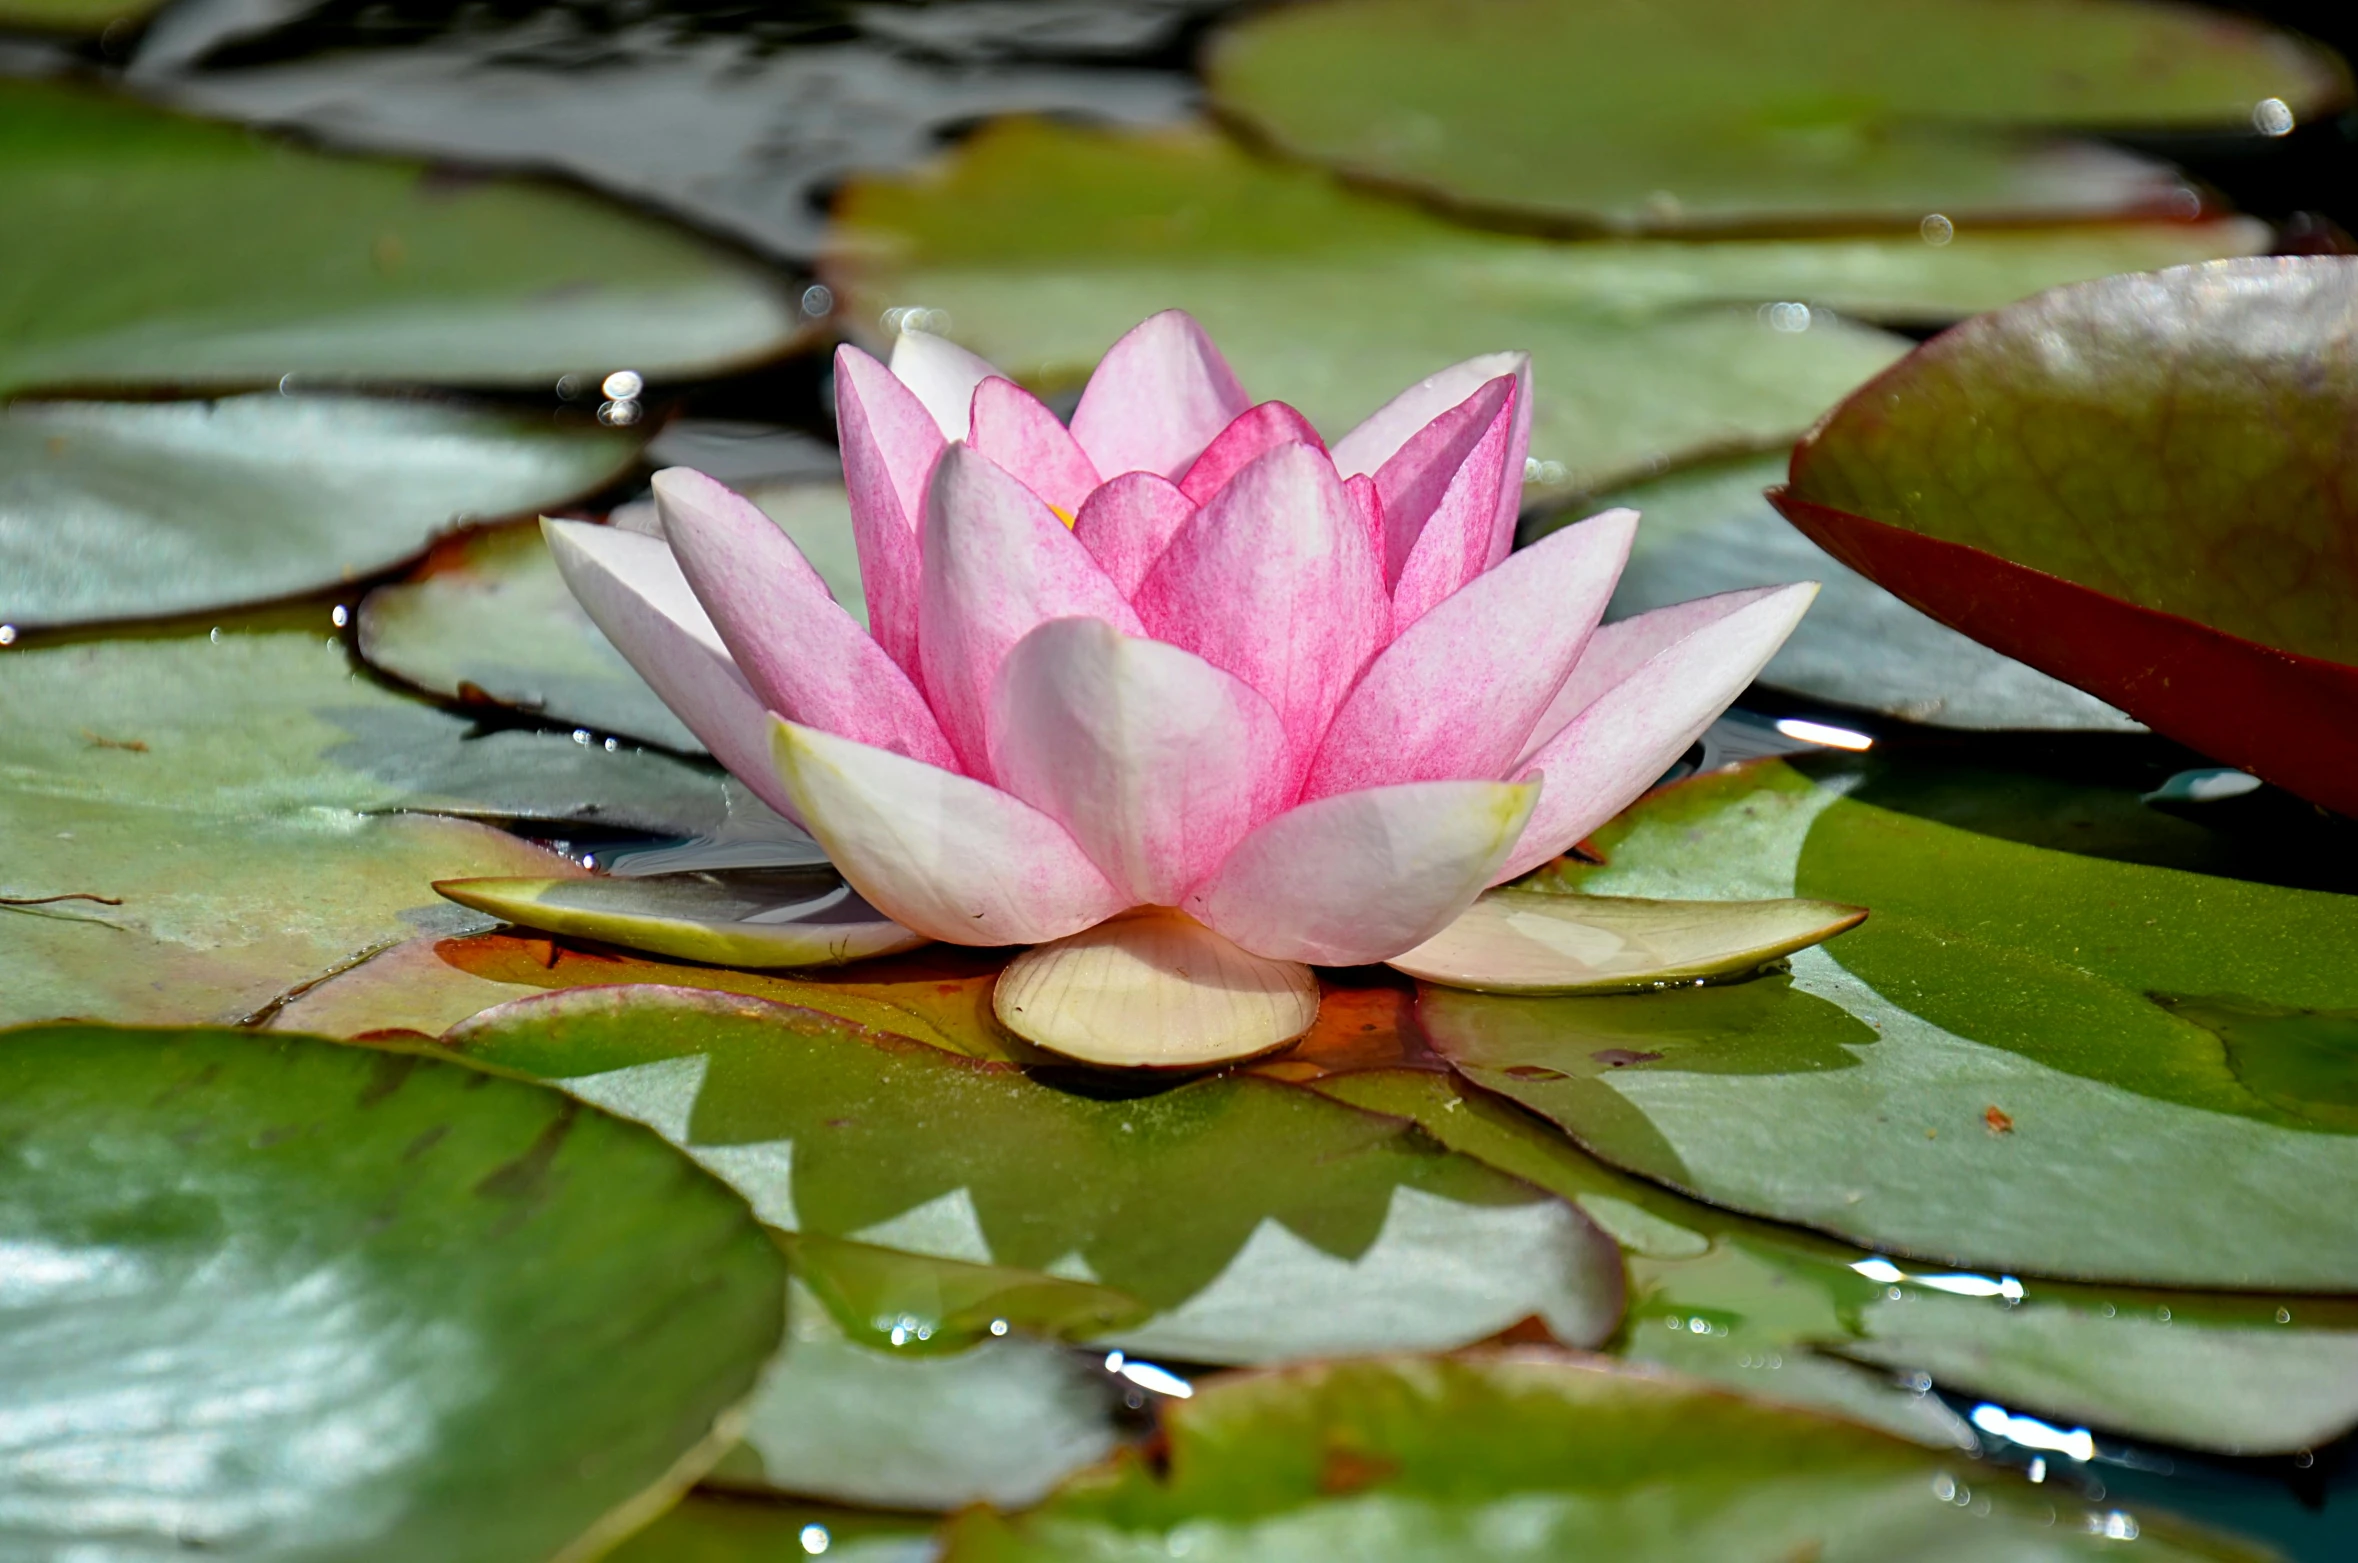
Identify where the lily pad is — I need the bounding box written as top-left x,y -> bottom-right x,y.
0,0 -> 162,32
1206,0 -> 2344,232
1387,888 -> 1866,994
941,1353 -> 2266,1562
434,867 -> 927,970
1550,453 -> 2138,729
1,395 -> 640,630
1777,257 -> 2358,814
0,77 -> 803,397
0,1023 -> 786,1560
441,983 -> 1628,1365
612,1494 -> 936,1563
827,119 -> 2267,499
1424,759 -> 2358,1289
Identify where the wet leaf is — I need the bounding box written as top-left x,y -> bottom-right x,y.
0,1023 -> 785,1560
828,119 -> 2256,498
1,395 -> 639,630
1552,452 -> 2139,729
1388,887 -> 1865,994
0,76 -> 803,396
1778,257 -> 2358,814
942,1353 -> 2268,1562
1206,0 -> 2343,231
441,983 -> 1627,1365
611,1494 -> 936,1563
1425,760 -> 2358,1289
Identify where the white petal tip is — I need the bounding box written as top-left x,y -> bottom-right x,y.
1387,890 -> 1866,995
993,910 -> 1321,1069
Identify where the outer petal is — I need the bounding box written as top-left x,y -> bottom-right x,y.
1177,401 -> 1326,505
1071,471 -> 1197,598
889,327 -> 1000,441
920,444 -> 1142,776
1371,376 -> 1513,584
653,467 -> 956,769
772,719 -> 1127,946
1133,442 -> 1388,783
1068,309 -> 1252,480
1389,379 -> 1519,633
969,377 -> 1101,516
1343,472 -> 1385,562
989,617 -> 1289,906
1186,780 -> 1539,966
1493,583 -> 1818,884
1518,585 -> 1786,766
541,518 -> 803,824
1304,509 -> 1637,799
833,344 -> 940,677
1332,351 -> 1531,567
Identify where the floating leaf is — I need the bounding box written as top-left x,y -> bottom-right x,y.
1553,452 -> 2138,729
786,1232 -> 1151,1356
1777,258 -> 2358,814
612,1494 -> 936,1563
442,984 -> 1627,1365
942,1353 -> 2265,1562
1206,0 -> 2343,232
828,120 -> 2261,498
1,395 -> 639,630
0,77 -> 803,396
1425,760 -> 2358,1289
0,1023 -> 786,1560
1388,888 -> 1865,994
0,0 -> 162,32
435,867 -> 927,971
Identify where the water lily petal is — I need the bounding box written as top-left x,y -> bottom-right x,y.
1069,309 -> 1252,480
653,466 -> 957,769
1389,379 -> 1520,632
1344,471 -> 1385,561
1134,442 -> 1388,779
833,344 -> 940,678
771,718 -> 1127,945
1333,350 -> 1531,565
990,617 -> 1289,905
889,327 -> 999,441
541,517 -> 803,823
1305,508 -> 1636,799
1186,779 -> 1539,965
968,376 -> 1101,516
1494,583 -> 1817,884
1071,471 -> 1197,598
1371,375 -> 1514,586
920,444 -> 1142,777
1176,400 -> 1326,505
1518,584 -> 1787,766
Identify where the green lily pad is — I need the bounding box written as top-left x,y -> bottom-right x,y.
941,1353 -> 2267,1562
0,0 -> 162,32
0,1023 -> 786,1560
434,867 -> 929,970
1206,0 -> 2345,232
1,395 -> 640,630
0,77 -> 804,397
1552,452 -> 2139,729
0,629 -> 770,1027
1423,760 -> 2358,1289
826,119 -> 2264,498
1388,888 -> 1865,994
611,1494 -> 935,1563
441,983 -> 1628,1365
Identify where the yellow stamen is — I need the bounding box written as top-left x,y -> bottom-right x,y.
1049,504 -> 1076,528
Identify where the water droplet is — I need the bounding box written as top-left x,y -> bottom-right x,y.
1758,301 -> 1812,333
0,625 -> 16,647
597,399 -> 642,427
799,1522 -> 831,1555
801,283 -> 835,317
2253,97 -> 2295,137
601,370 -> 644,401
330,604 -> 350,628
1919,213 -> 1954,245
989,1318 -> 1009,1336
2278,1307 -> 2293,1324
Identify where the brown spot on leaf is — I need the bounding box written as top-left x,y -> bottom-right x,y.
1985,1105 -> 2014,1134
80,730 -> 147,753
1504,1064 -> 1568,1081
1317,1446 -> 1401,1497
1591,1048 -> 1664,1068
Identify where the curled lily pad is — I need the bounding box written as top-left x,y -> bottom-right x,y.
1388,888 -> 1865,994
1,395 -> 640,630
434,867 -> 927,971
1776,257 -> 2358,814
0,1023 -> 786,1560
1206,0 -> 2344,232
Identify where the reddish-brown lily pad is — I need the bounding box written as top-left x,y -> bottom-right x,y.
1774,257 -> 2358,815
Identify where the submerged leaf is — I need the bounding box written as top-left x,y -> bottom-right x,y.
1388,887 -> 1864,994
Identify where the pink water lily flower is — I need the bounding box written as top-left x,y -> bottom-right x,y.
546,311 -> 1812,1066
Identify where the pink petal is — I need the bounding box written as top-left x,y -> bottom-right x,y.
1132,442 -> 1388,784
1068,310 -> 1252,480
1176,401 -> 1326,505
889,328 -> 1000,441
1333,351 -> 1531,568
652,466 -> 957,770
1388,379 -> 1520,634
541,518 -> 803,825
989,617 -> 1290,906
1185,780 -> 1540,965
1344,472 -> 1385,561
772,719 -> 1127,946
1518,584 -> 1787,766
1370,377 -> 1512,581
833,345 -> 940,678
968,377 -> 1101,517
920,445 -> 1142,777
1304,508 -> 1637,800
1493,583 -> 1818,884
1071,472 -> 1197,598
